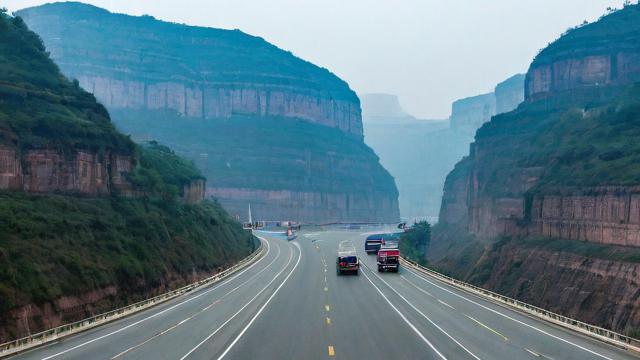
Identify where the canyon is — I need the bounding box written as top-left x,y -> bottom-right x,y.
18,2 -> 399,223
363,75 -> 524,220
433,4 -> 640,335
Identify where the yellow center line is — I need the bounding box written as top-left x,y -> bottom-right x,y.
325,305 -> 330,312
328,345 -> 335,357
465,314 -> 508,341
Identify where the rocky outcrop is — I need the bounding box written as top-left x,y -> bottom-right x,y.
495,74 -> 525,114
18,2 -> 399,223
361,93 -> 409,120
466,240 -> 640,334
449,93 -> 496,134
75,76 -> 362,136
525,5 -> 640,101
18,3 -> 363,137
530,188 -> 640,247
432,3 -> 640,335
0,147 -> 133,196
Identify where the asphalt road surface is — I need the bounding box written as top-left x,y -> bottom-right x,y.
10,228 -> 639,360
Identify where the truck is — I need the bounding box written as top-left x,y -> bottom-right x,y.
336,240 -> 359,275
377,244 -> 400,272
365,233 -> 401,254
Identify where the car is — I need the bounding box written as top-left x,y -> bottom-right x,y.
336,240 -> 359,275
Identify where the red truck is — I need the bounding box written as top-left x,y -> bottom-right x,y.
377,244 -> 400,272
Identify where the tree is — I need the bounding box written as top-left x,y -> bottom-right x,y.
399,221 -> 431,266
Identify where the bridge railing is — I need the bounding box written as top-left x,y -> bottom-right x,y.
0,238 -> 266,359
400,257 -> 640,354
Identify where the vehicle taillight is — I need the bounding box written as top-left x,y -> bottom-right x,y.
339,262 -> 347,267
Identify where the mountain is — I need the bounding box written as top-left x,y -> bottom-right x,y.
432,4 -> 640,335
0,11 -> 254,342
17,2 -> 400,223
361,93 -> 447,219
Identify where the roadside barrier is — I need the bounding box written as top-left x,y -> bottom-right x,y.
0,238 -> 266,358
400,257 -> 640,354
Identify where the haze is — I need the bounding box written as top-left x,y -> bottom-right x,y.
4,0 -> 628,118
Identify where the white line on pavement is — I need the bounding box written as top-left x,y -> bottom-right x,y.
360,269 -> 447,360
216,242 -> 303,360
40,238 -> 272,360
404,268 -> 615,360
368,268 -> 481,360
179,242 -> 298,359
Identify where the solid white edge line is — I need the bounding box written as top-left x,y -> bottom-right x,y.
360,269 -> 447,360
40,238 -> 271,360
179,239 -> 297,360
109,241 -> 284,359
404,267 -> 616,360
216,241 -> 303,360
368,268 -> 481,360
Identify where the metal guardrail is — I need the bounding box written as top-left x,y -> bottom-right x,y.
400,257 -> 640,354
0,238 -> 266,359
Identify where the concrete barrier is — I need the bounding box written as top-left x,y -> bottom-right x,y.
0,239 -> 266,358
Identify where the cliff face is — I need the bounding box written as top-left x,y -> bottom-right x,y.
449,92 -> 496,134
525,5 -> 640,101
495,74 -> 525,114
0,146 -> 133,196
433,4 -> 640,334
17,3 -> 362,137
464,239 -> 640,334
18,2 -> 399,223
0,13 -> 252,341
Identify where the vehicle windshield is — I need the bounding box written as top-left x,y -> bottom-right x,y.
340,256 -> 358,264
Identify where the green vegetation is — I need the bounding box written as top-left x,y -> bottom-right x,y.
0,10 -> 256,340
112,110 -> 397,195
472,85 -> 640,197
399,221 -> 431,266
0,11 -> 133,154
127,142 -> 205,200
0,192 -> 255,322
533,3 -> 640,65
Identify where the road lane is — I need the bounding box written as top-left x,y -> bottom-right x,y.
8,227 -> 639,360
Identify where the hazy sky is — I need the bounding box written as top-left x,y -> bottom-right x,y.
5,0 -> 630,118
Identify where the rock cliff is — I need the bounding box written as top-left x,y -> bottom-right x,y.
433,4 -> 640,334
526,5 -> 640,101
449,92 -> 496,134
18,2 -> 399,223
0,12 -> 252,341
495,74 -> 525,114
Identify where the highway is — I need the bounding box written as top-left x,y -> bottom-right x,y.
9,228 -> 639,360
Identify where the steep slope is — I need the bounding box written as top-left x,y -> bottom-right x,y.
0,12 -> 254,342
17,2 -> 400,223
433,4 -> 640,335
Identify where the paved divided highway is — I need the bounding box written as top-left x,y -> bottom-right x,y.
10,229 -> 639,359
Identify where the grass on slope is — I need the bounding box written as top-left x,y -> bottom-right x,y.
0,192 -> 256,317
0,11 -> 133,154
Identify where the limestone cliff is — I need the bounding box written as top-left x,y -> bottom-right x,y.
0,12 -> 252,341
433,4 -> 640,334
526,5 -> 640,101
449,92 -> 496,134
18,2 -> 399,223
